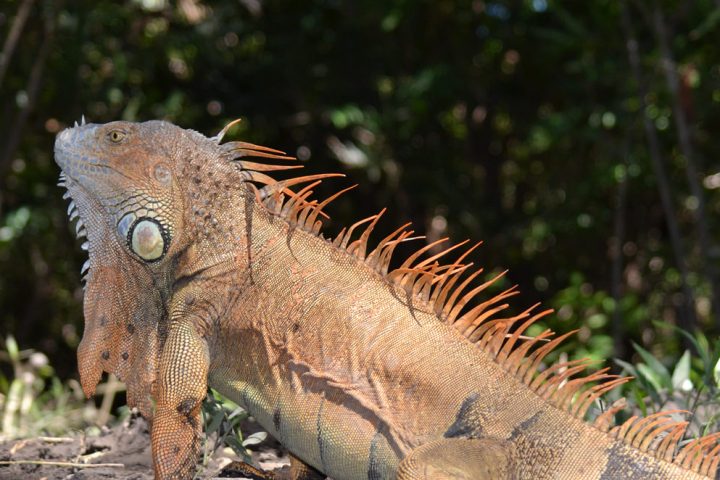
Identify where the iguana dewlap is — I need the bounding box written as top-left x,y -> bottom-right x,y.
55,119 -> 720,480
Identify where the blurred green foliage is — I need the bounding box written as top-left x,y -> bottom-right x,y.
614,325 -> 720,437
1,0 -> 719,413
0,335 -> 103,438
202,389 -> 264,465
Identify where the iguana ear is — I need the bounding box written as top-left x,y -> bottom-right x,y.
77,250 -> 162,419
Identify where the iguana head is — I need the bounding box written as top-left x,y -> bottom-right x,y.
54,119 -> 212,415
54,120 -> 193,263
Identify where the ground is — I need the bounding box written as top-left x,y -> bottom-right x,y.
0,415 -> 290,480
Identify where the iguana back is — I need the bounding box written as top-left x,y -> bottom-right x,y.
55,119 -> 720,479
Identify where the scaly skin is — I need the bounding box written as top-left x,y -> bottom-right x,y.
55,120 -> 719,479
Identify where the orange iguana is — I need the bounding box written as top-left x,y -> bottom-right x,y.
55,118 -> 720,479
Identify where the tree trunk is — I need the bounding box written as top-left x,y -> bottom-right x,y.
0,0 -> 35,90
620,2 -> 696,333
652,4 -> 720,328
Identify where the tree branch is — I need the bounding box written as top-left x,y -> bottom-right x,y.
0,13 -> 53,189
0,0 -> 35,91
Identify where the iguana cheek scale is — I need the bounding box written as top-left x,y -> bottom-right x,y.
55,119 -> 720,479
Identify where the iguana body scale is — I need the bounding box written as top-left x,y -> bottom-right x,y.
54,119 -> 720,479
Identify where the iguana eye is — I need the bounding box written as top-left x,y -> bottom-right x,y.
128,218 -> 168,262
108,130 -> 126,143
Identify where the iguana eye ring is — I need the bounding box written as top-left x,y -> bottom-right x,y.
108,130 -> 126,143
126,217 -> 170,262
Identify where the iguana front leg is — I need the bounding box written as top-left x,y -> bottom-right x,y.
396,438 -> 516,480
152,316 -> 209,479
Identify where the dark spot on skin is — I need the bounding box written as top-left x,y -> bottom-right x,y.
101,350 -> 110,360
444,392 -> 484,439
177,397 -> 199,430
187,414 -> 197,430
273,407 -> 281,432
509,412 -> 541,441
121,352 -> 129,361
241,385 -> 250,408
177,397 -> 196,416
184,294 -> 195,306
292,323 -> 300,333
173,445 -> 180,454
99,315 -> 107,326
599,442 -> 662,479
367,429 -> 390,480
126,323 -> 135,334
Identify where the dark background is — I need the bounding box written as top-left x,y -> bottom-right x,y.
1,0 -> 719,388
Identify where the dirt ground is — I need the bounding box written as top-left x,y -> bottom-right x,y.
0,414 -> 290,480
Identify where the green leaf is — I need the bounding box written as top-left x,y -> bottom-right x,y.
633,387 -> 648,417
637,363 -> 664,396
5,335 -> 19,363
632,342 -> 671,389
653,321 -> 712,381
205,408 -> 225,435
696,330 -> 711,357
713,356 -> 720,389
227,406 -> 247,421
242,431 -> 267,447
225,436 -> 247,457
614,358 -> 638,377
671,350 -> 691,392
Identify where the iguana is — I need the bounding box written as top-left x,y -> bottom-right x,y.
54,118 -> 720,480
